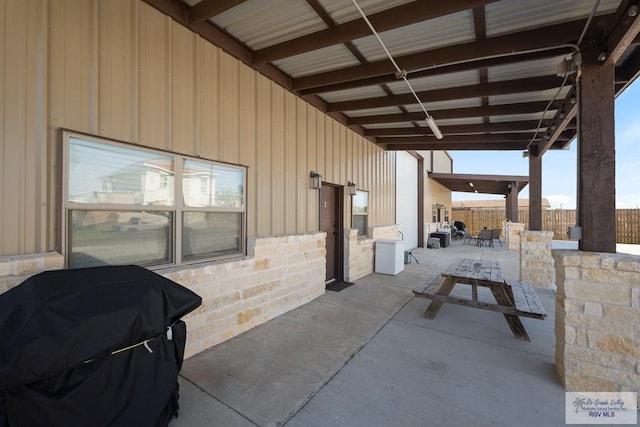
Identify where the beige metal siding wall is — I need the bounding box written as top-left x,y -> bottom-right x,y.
428,151 -> 453,222
0,0 -> 395,256
418,149 -> 452,224
432,151 -> 453,173
424,179 -> 451,219
0,0 -> 48,255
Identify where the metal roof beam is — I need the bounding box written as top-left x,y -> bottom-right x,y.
616,48 -> 640,93
187,0 -> 246,24
251,0 -> 497,64
379,133 -> 536,144
347,101 -> 561,125
327,75 -> 563,112
298,48 -> 573,95
364,120 -> 549,136
293,15 -> 614,91
429,172 -> 528,182
604,0 -> 640,66
382,142 -> 529,151
538,2 -> 639,156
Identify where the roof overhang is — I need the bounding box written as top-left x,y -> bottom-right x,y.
429,172 -> 528,195
143,0 -> 640,154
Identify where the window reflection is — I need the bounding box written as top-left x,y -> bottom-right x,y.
65,134 -> 247,268
69,210 -> 172,268
352,190 -> 369,237
68,138 -> 175,206
182,212 -> 242,260
183,160 -> 244,208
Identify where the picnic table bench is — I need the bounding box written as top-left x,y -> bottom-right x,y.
412,258 -> 546,342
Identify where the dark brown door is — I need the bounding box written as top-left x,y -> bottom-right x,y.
319,184 -> 342,283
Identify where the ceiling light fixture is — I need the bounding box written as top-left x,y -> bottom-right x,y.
425,116 -> 443,139
350,0 -> 443,139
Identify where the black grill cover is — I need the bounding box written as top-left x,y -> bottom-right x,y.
0,265 -> 202,427
453,221 -> 466,231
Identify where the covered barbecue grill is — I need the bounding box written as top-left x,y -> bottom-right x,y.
0,265 -> 202,427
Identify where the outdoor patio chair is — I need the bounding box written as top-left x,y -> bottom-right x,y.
462,228 -> 477,246
491,229 -> 503,247
453,221 -> 466,231
478,228 -> 493,247
451,225 -> 465,240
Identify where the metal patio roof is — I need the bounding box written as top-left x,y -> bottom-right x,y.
428,172 -> 528,195
144,0 -> 640,154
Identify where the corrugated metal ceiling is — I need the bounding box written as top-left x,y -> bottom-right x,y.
211,0 -> 325,50
319,0 -> 414,25
273,44 -> 360,77
387,70 -> 481,94
320,85 -> 388,103
489,87 -> 571,104
353,10 -> 476,62
484,0 -> 621,37
490,111 -> 557,123
155,0 -> 639,153
406,98 -> 484,111
487,56 -> 566,82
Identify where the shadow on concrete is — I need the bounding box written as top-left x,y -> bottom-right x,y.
171,240 -> 565,427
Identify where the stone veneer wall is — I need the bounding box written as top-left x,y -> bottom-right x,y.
345,225 -> 401,282
345,229 -> 373,282
520,230 -> 555,289
504,221 -> 525,252
0,252 -> 65,293
553,250 -> 640,406
0,232 -> 327,359
164,232 -> 326,358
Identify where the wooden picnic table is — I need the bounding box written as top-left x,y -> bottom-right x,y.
412,258 -> 546,342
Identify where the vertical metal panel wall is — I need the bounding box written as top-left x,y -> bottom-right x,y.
0,0 -> 396,256
432,151 -> 453,174
424,151 -> 453,224
0,0 -> 48,255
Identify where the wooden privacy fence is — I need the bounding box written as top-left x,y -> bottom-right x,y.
452,208 -> 640,244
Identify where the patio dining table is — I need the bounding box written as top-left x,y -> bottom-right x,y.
413,258 -> 546,342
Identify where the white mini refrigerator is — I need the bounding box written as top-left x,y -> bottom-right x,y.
375,240 -> 405,275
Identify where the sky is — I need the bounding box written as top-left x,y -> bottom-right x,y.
451,79 -> 640,209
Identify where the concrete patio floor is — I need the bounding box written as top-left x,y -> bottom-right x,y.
170,239 -> 568,427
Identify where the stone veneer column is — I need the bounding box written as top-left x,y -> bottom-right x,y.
504,222 -> 525,252
344,228 -> 374,282
520,230 -> 555,288
345,225 -> 401,282
553,250 -> 640,406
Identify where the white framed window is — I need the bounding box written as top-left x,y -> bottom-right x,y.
62,131 -> 246,269
352,190 -> 369,237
